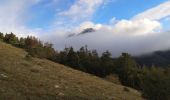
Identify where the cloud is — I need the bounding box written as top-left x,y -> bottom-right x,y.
0,0 -> 41,37
43,1 -> 169,57
43,22 -> 170,57
42,18 -> 163,56
58,0 -> 104,22
72,21 -> 102,33
112,19 -> 161,35
133,1 -> 170,20
53,0 -> 105,28
73,18 -> 161,36
50,0 -> 106,37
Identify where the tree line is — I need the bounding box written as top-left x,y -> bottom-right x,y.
0,32 -> 170,100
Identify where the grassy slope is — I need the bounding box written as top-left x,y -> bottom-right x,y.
0,42 -> 143,100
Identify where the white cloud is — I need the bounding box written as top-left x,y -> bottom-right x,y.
43,17 -> 163,56
51,0 -> 105,36
74,18 -> 161,36
0,0 -> 41,37
44,1 -> 168,56
112,19 -> 161,35
44,23 -> 170,57
133,1 -> 170,20
58,0 -> 104,22
73,21 -> 102,33
38,0 -> 170,57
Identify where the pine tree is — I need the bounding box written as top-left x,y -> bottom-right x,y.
0,32 -> 4,41
100,50 -> 114,76
66,47 -> 79,68
114,53 -> 138,87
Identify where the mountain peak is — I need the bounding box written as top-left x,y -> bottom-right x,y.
67,28 -> 96,38
78,28 -> 95,35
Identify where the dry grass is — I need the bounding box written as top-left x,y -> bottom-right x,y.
105,74 -> 121,85
0,42 -> 144,100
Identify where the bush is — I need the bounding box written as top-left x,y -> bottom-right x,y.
4,33 -> 19,45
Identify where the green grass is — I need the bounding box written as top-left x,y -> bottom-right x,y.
0,42 -> 144,100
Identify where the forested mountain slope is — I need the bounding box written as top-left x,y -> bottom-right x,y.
135,50 -> 170,67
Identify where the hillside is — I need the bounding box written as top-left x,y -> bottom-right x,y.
0,41 -> 143,100
135,50 -> 170,67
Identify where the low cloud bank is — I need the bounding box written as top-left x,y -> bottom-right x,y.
41,28 -> 170,57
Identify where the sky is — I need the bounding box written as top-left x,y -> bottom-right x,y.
0,0 -> 170,56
